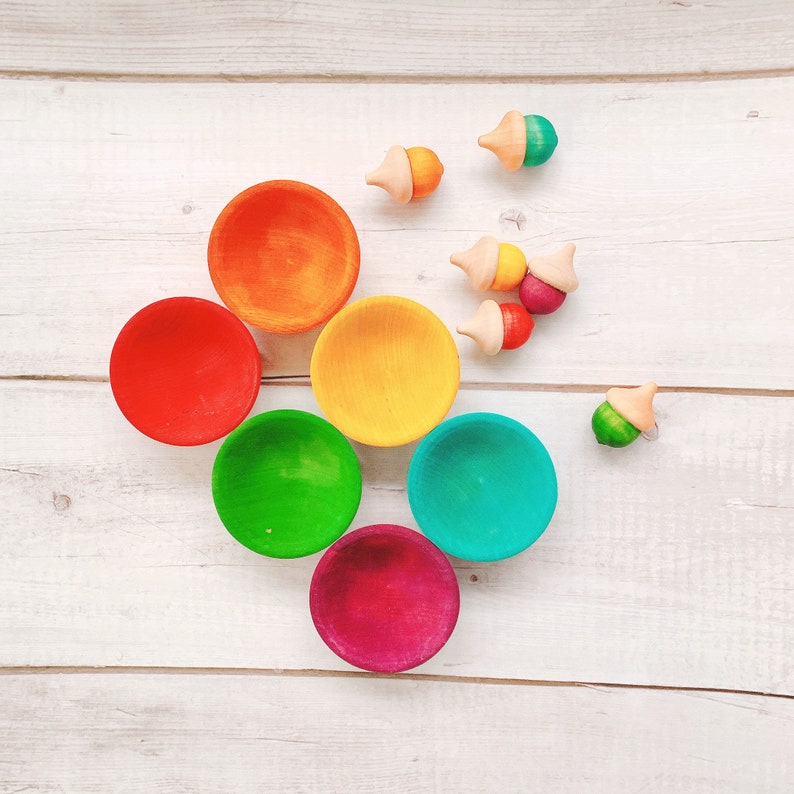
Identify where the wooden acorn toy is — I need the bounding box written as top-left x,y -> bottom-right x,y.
519,242 -> 578,315
457,300 -> 534,356
592,382 -> 658,448
365,145 -> 444,203
450,235 -> 527,291
478,111 -> 558,171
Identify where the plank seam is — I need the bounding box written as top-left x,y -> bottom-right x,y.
2,68 -> 794,84
0,666 -> 791,699
1,374 -> 792,398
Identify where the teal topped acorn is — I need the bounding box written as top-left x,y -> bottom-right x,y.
592,382 -> 658,448
478,111 -> 558,170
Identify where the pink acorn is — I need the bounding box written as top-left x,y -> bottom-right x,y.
519,243 -> 578,315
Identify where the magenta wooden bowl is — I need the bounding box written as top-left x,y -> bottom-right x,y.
309,524 -> 460,672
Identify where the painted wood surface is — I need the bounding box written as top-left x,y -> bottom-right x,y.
1,1 -> 793,78
2,381 -> 791,695
1,78 -> 792,388
2,2 -> 793,788
0,672 -> 791,793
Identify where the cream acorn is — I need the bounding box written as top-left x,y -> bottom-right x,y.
478,111 -> 558,171
456,300 -> 534,355
591,382 -> 658,448
365,145 -> 444,203
450,236 -> 528,291
519,243 -> 578,315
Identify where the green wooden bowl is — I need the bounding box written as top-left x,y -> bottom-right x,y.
212,410 -> 362,558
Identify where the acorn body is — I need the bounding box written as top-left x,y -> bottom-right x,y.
457,300 -> 534,355
591,402 -> 641,448
592,382 -> 658,448
365,145 -> 444,203
519,243 -> 578,315
450,236 -> 527,291
519,273 -> 566,315
500,302 -> 535,350
478,111 -> 558,171
407,147 -> 444,198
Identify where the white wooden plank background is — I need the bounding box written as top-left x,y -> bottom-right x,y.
1,79 -> 792,388
0,673 -> 791,793
1,0 -> 793,78
1,1 -> 793,791
1,382 -> 791,695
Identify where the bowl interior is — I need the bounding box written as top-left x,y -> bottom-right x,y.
407,412 -> 558,561
212,410 -> 362,558
109,297 -> 261,446
208,180 -> 360,333
309,524 -> 460,672
310,296 -> 460,446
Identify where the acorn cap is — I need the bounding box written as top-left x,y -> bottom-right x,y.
606,381 -> 658,432
527,243 -> 578,293
478,110 -> 526,172
365,145 -> 413,204
450,236 -> 500,291
456,299 -> 503,356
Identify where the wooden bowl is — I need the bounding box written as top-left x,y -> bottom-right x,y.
309,524 -> 460,672
407,412 -> 557,561
212,410 -> 362,558
208,180 -> 360,333
109,297 -> 261,446
310,296 -> 460,446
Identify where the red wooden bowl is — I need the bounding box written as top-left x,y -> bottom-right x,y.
208,180 -> 360,334
310,524 -> 460,672
110,297 -> 261,445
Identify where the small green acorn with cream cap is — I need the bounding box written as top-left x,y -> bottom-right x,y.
592,382 -> 658,448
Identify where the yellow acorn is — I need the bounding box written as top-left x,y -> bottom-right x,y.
450,235 -> 527,291
365,145 -> 444,203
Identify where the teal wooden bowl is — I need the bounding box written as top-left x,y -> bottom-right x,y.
407,413 -> 557,562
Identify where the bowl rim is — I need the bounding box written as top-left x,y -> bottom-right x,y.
211,408 -> 363,559
406,411 -> 558,561
309,523 -> 460,672
207,179 -> 361,334
309,295 -> 461,447
109,295 -> 261,446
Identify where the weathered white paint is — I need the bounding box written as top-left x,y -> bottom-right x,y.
1,1 -> 792,78
0,672 -> 791,793
1,4 -> 792,786
1,79 -> 792,387
1,382 -> 791,694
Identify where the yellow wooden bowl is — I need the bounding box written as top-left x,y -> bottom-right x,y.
310,296 -> 460,447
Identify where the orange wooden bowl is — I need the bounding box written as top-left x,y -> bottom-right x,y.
208,181 -> 360,334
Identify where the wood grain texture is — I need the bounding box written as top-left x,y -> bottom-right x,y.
1,78 -> 792,388
1,381 -> 791,695
0,673 -> 791,794
1,1 -> 793,79
2,5 -> 793,781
